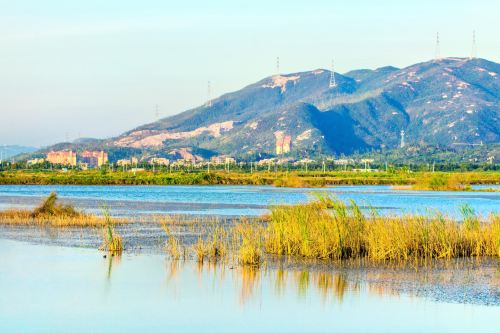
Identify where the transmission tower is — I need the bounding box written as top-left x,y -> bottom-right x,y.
470,30 -> 477,59
434,32 -> 441,61
155,104 -> 160,119
276,57 -> 280,76
329,59 -> 337,88
206,81 -> 212,107
400,130 -> 405,148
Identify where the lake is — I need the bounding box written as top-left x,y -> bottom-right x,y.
0,184 -> 498,218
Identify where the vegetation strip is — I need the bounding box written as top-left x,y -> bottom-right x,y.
0,170 -> 498,189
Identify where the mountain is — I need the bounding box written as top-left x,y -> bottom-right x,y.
0,145 -> 37,160
42,57 -> 500,160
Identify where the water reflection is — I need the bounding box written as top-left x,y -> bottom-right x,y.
105,254 -> 121,281
1,239 -> 498,333
165,261 -> 357,305
162,258 -> 500,306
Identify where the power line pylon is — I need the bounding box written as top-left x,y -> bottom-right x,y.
470,30 -> 477,59
206,81 -> 212,107
329,59 -> 337,88
434,32 -> 441,61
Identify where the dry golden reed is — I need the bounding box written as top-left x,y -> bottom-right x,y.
0,192 -> 125,227
164,195 -> 500,266
99,208 -> 123,253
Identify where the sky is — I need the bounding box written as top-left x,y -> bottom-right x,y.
0,0 -> 499,147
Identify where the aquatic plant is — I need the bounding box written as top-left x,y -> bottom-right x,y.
263,195 -> 499,261
234,220 -> 263,266
100,208 -> 123,253
31,192 -> 79,217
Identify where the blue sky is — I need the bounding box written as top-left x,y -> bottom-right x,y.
1,0 -> 499,146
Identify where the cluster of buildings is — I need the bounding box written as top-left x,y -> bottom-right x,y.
42,150 -> 108,168
275,132 -> 292,155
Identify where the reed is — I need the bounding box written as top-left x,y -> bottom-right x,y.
99,208 -> 123,253
160,196 -> 499,266
264,196 -> 500,261
234,220 -> 263,266
162,224 -> 183,260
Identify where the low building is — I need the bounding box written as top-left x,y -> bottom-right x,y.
149,158 -> 170,166
47,150 -> 76,166
211,155 -> 236,165
27,158 -> 45,165
117,159 -> 131,167
80,151 -> 108,168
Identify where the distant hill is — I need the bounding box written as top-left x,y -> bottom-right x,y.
0,145 -> 37,160
39,57 -> 500,160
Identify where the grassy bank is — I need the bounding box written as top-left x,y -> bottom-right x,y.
2,192 -> 498,264
0,169 -> 498,188
0,192 -> 124,227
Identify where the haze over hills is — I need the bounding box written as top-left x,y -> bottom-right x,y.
0,145 -> 37,160
40,57 -> 499,161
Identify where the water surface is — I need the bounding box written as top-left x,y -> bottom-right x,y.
0,184 -> 498,218
0,239 -> 498,333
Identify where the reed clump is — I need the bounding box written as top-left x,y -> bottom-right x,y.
234,220 -> 263,266
100,209 -> 123,253
162,196 -> 499,266
264,196 -> 500,261
411,173 -> 471,191
192,219 -> 229,263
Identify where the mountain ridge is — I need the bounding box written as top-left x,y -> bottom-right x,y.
38,57 -> 500,160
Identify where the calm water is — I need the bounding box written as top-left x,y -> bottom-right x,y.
0,239 -> 498,333
0,184 -> 498,218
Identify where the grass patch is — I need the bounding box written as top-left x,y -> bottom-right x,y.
0,192 -> 123,227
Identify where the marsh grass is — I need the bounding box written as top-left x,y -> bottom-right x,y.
411,173 -> 472,191
163,196 -> 500,266
0,192 -> 123,227
265,197 -> 500,261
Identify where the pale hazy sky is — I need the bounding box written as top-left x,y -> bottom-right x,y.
1,0 -> 499,147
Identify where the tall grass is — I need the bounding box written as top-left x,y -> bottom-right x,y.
264,197 -> 500,261
164,196 -> 500,266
